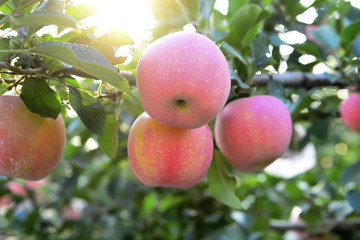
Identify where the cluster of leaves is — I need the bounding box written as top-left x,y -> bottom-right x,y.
0,0 -> 360,239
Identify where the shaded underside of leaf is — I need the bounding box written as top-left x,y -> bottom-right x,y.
20,77 -> 61,119
340,161 -> 360,186
229,3 -> 262,42
346,189 -> 360,212
68,85 -> 106,136
341,19 -> 360,47
98,115 -> 118,159
207,150 -> 244,210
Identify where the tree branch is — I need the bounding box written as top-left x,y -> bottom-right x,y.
251,72 -> 349,88
0,61 -> 351,89
52,67 -> 96,79
0,61 -> 45,75
269,219 -> 360,233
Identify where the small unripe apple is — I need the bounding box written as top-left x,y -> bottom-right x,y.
0,95 -> 66,180
127,112 -> 213,188
136,31 -> 231,129
214,95 -> 292,172
340,93 -> 360,133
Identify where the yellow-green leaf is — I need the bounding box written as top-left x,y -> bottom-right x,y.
10,12 -> 78,30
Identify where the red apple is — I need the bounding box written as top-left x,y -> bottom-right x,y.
127,112 -> 213,188
340,93 -> 360,133
136,31 -> 231,129
0,95 -> 66,180
214,95 -> 292,172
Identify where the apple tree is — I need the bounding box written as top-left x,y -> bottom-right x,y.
0,0 -> 360,239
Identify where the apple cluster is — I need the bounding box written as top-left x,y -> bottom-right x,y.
128,32 -> 230,188
128,31 -> 293,188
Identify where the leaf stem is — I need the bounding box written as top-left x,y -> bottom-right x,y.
0,15 -> 10,27
0,49 -> 29,54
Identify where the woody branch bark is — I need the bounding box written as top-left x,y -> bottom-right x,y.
251,71 -> 349,88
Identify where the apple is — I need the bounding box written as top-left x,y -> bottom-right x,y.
127,112 -> 213,188
136,31 -> 231,129
340,92 -> 360,133
0,95 -> 66,180
214,95 -> 292,172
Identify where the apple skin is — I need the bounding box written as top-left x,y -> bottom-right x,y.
214,95 -> 292,172
136,31 -> 231,129
0,95 -> 66,180
127,112 -> 213,188
340,93 -> 360,133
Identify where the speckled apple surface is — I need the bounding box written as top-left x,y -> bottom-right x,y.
215,95 -> 292,172
127,112 -> 213,188
136,31 -> 231,129
0,95 -> 66,180
340,93 -> 360,133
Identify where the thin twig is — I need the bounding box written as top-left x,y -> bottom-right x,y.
0,61 -> 45,75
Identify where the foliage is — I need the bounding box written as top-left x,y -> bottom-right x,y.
0,0 -> 360,239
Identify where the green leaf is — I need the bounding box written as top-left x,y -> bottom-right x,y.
30,42 -> 132,96
220,41 -> 247,64
68,85 -> 106,136
346,189 -> 360,212
42,56 -> 64,75
251,32 -> 270,69
267,80 -> 285,102
229,4 -> 262,43
20,77 -> 61,119
0,0 -> 7,7
233,58 -> 249,84
10,12 -> 78,30
231,69 -> 250,89
207,150 -> 244,210
38,0 -> 65,12
228,0 -> 248,17
121,89 -> 144,117
300,205 -> 323,223
59,75 -> 80,88
13,0 -> 39,11
0,84 -> 6,95
52,81 -> 68,101
328,201 -> 353,221
0,3 -> 12,14
0,38 -> 10,61
341,161 -> 360,186
310,25 -> 339,51
66,4 -> 98,21
98,115 -> 118,158
289,89 -> 316,115
309,118 -> 330,140
341,19 -> 360,48
97,28 -> 134,47
292,42 -> 321,58
142,191 -> 157,215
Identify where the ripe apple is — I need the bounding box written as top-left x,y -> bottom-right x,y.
0,95 -> 66,180
136,31 -> 231,129
214,95 -> 292,172
340,92 -> 360,133
127,112 -> 213,188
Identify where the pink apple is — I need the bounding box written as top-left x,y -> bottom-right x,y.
127,112 -> 213,188
136,31 -> 231,129
340,92 -> 360,133
214,95 -> 292,172
0,95 -> 66,180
